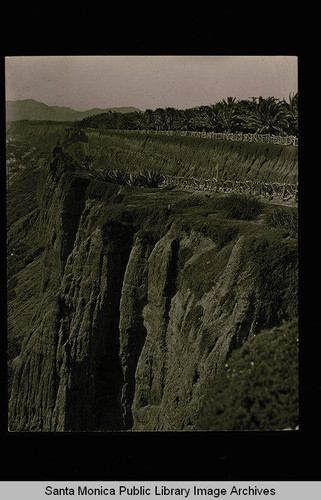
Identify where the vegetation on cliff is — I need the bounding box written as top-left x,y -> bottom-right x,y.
197,320 -> 299,431
7,121 -> 298,185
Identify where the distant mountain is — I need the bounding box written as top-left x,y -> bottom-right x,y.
6,99 -> 141,122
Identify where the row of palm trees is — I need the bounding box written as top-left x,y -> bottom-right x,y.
79,94 -> 298,137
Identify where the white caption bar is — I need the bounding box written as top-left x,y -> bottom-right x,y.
0,482 -> 320,500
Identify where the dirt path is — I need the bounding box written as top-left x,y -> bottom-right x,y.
164,186 -> 298,209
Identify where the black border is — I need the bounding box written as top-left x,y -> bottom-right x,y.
2,28 -> 320,482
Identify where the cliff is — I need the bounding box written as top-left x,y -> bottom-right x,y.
7,152 -> 298,431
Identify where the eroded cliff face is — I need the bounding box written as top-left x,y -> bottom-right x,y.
130,231 -> 263,430
8,155 -> 298,431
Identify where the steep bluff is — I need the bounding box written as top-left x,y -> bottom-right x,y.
6,122 -> 298,184
8,153 -> 298,431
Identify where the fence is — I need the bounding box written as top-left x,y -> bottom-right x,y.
89,167 -> 298,203
95,129 -> 298,147
161,175 -> 298,202
133,130 -> 299,146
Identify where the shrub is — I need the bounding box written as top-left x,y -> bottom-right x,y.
171,195 -> 207,211
196,320 -> 299,430
213,194 -> 264,220
92,168 -> 128,184
136,170 -> 164,188
265,207 -> 298,235
89,168 -> 164,188
107,169 -> 129,184
81,154 -> 94,171
244,234 -> 298,323
125,172 -> 140,186
201,222 -> 240,249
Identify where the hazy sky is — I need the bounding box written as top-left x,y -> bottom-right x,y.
5,55 -> 298,111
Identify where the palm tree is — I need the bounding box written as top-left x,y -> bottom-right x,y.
132,111 -> 146,130
154,108 -> 167,131
241,96 -> 290,135
282,92 -> 298,136
189,106 -> 219,132
172,108 -> 192,131
145,109 -> 156,130
163,107 -> 179,131
216,97 -> 243,133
